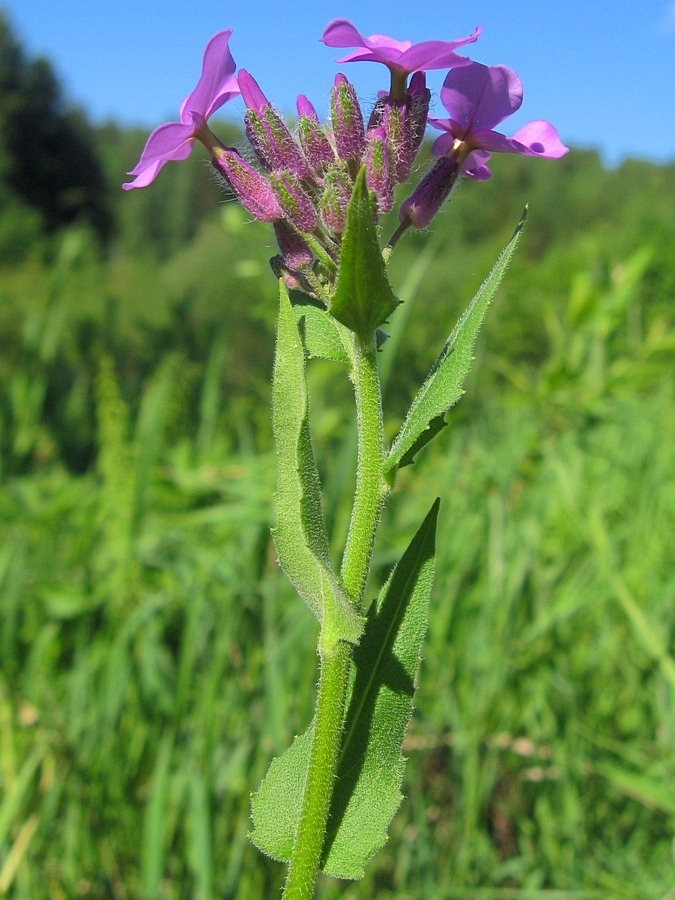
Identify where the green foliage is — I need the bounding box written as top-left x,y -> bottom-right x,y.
271,282 -> 363,645
294,302 -> 349,364
1,358 -> 673,896
0,12 -> 111,241
251,500 -> 438,878
329,168 -> 400,338
0,20 -> 674,891
386,208 -> 527,471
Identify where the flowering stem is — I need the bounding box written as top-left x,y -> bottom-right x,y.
282,640 -> 352,899
340,330 -> 389,604
282,329 -> 388,899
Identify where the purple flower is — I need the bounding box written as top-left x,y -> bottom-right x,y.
429,62 -> 569,180
321,19 -> 481,100
123,30 -> 240,190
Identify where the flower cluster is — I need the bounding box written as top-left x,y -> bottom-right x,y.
124,21 -> 568,296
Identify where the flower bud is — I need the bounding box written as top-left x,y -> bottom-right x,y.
383,103 -> 406,184
239,69 -> 307,177
405,72 -> 431,162
273,220 -> 314,270
330,74 -> 365,165
297,115 -> 336,176
270,255 -> 306,292
244,108 -> 308,177
212,148 -> 282,222
296,95 -> 319,121
270,172 -> 317,233
365,126 -> 392,214
398,157 -> 460,229
319,164 -> 353,234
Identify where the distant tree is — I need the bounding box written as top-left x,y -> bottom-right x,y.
0,12 -> 112,241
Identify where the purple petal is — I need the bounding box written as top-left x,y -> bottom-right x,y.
429,129 -> 460,157
388,28 -> 481,73
511,120 -> 569,158
123,121 -> 195,189
467,127 -> 522,154
296,94 -> 319,120
321,19 -> 481,75
462,149 -> 492,180
440,63 -> 522,132
179,30 -> 240,122
321,19 -> 411,53
237,69 -> 269,113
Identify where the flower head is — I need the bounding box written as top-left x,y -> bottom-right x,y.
123,30 -> 240,189
429,62 -> 569,180
321,19 -> 481,100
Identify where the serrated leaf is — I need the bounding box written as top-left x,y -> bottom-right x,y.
249,500 -> 439,877
330,167 -> 400,338
294,302 -> 349,363
272,281 -> 363,644
249,726 -> 314,862
386,208 -> 527,470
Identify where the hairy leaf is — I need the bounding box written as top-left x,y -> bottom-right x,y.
294,302 -> 349,363
330,167 -> 400,338
386,208 -> 527,470
272,281 -> 363,644
249,500 -> 439,877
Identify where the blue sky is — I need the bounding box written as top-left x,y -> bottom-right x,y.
3,0 -> 675,166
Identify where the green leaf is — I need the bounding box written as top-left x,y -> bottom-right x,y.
249,500 -> 439,877
293,302 -> 348,363
272,281 -> 363,645
249,724 -> 314,863
594,762 -> 675,816
329,167 -> 400,338
385,208 -> 527,471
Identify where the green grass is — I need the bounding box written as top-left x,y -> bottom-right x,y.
1,372 -> 673,897
0,198 -> 674,897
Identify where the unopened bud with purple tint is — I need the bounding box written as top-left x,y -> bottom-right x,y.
381,103 -> 405,184
365,127 -> 392,214
239,69 -> 308,177
273,220 -> 314,271
405,71 -> 431,163
320,164 -> 353,233
271,172 -> 318,233
297,96 -> 336,175
212,147 -> 283,222
330,74 -> 365,166
398,157 -> 460,230
270,255 -> 306,292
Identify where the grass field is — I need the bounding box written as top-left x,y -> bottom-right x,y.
1,199 -> 674,897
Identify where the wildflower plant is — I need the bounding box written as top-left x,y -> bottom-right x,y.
125,20 -> 568,898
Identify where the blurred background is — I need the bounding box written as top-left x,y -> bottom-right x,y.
0,3 -> 674,897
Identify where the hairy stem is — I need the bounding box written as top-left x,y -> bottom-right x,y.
282,640 -> 352,899
282,330 -> 388,898
340,332 -> 389,605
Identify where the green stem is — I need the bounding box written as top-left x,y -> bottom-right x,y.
340,332 -> 389,605
282,640 -> 352,900
282,330 -> 388,898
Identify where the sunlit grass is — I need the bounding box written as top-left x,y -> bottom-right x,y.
1,166 -> 674,896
